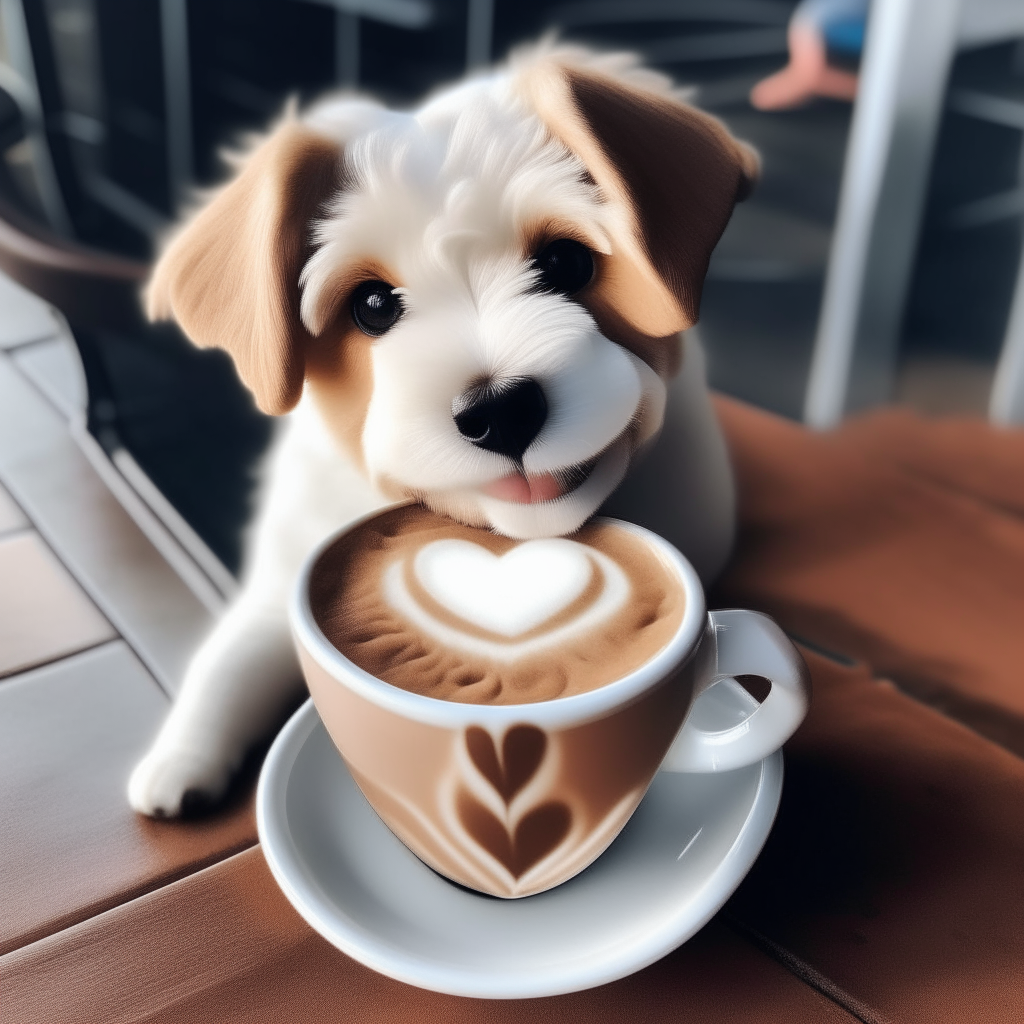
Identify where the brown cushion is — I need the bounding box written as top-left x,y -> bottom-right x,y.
713,395 -> 1024,754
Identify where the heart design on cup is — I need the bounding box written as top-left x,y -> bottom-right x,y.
465,724 -> 546,802
414,539 -> 593,637
456,725 -> 572,879
383,537 -> 630,662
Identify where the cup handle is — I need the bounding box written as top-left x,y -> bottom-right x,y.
661,609 -> 810,773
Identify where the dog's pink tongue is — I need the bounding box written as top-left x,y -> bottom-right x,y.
483,473 -> 564,504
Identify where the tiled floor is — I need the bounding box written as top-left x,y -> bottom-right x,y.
0,273 -> 63,349
0,273 -> 256,963
0,289 -> 214,692
0,529 -> 115,677
0,482 -> 27,533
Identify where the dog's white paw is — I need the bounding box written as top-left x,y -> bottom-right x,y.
128,745 -> 233,818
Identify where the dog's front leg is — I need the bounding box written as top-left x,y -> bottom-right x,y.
129,410 -> 390,817
127,584 -> 301,817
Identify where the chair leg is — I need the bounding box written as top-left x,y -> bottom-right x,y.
990,249 -> 1024,424
803,0 -> 962,428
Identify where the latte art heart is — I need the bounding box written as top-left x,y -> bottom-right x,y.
413,539 -> 594,638
384,539 -> 630,662
311,505 -> 685,704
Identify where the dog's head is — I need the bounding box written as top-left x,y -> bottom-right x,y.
148,46 -> 756,539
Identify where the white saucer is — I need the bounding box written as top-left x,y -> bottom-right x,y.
257,679 -> 783,999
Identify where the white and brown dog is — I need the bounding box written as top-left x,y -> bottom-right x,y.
128,45 -> 757,817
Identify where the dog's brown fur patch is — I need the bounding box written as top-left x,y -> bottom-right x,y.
517,54 -> 757,350
581,262 -> 683,378
306,321 -> 376,470
147,119 -> 344,415
304,259 -> 406,468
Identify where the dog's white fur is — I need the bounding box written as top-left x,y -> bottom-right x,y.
128,46 -> 753,817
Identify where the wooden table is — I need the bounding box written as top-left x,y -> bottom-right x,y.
2,275 -> 1022,1022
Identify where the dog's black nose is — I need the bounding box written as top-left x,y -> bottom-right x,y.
454,378 -> 548,460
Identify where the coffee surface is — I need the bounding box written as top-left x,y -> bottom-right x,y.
310,505 -> 685,705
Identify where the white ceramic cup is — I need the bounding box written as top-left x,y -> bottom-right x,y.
291,513 -> 809,899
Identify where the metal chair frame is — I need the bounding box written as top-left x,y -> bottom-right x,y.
803,0 -> 1024,428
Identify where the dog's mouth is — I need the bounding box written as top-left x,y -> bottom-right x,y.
480,453 -> 603,505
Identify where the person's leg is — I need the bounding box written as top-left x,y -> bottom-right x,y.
751,19 -> 858,110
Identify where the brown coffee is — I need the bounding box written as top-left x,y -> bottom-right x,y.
309,505 -> 684,706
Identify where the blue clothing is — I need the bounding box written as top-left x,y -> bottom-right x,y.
794,0 -> 869,55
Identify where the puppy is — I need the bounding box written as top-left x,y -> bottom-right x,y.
128,44 -> 757,817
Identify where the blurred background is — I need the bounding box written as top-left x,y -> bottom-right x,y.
1,0 -> 1022,585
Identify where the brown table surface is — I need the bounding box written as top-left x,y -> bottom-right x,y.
3,388 -> 1024,1024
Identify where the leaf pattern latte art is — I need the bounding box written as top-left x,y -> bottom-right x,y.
456,725 -> 571,878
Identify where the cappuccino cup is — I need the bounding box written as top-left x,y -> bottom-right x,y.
291,505 -> 809,899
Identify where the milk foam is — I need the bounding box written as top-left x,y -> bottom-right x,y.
384,539 -> 629,662
309,505 -> 685,705
414,539 -> 593,637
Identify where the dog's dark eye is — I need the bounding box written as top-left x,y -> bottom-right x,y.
532,238 -> 594,296
351,280 -> 404,337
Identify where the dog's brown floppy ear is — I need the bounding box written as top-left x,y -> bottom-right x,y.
147,120 -> 342,414
520,56 -> 758,338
